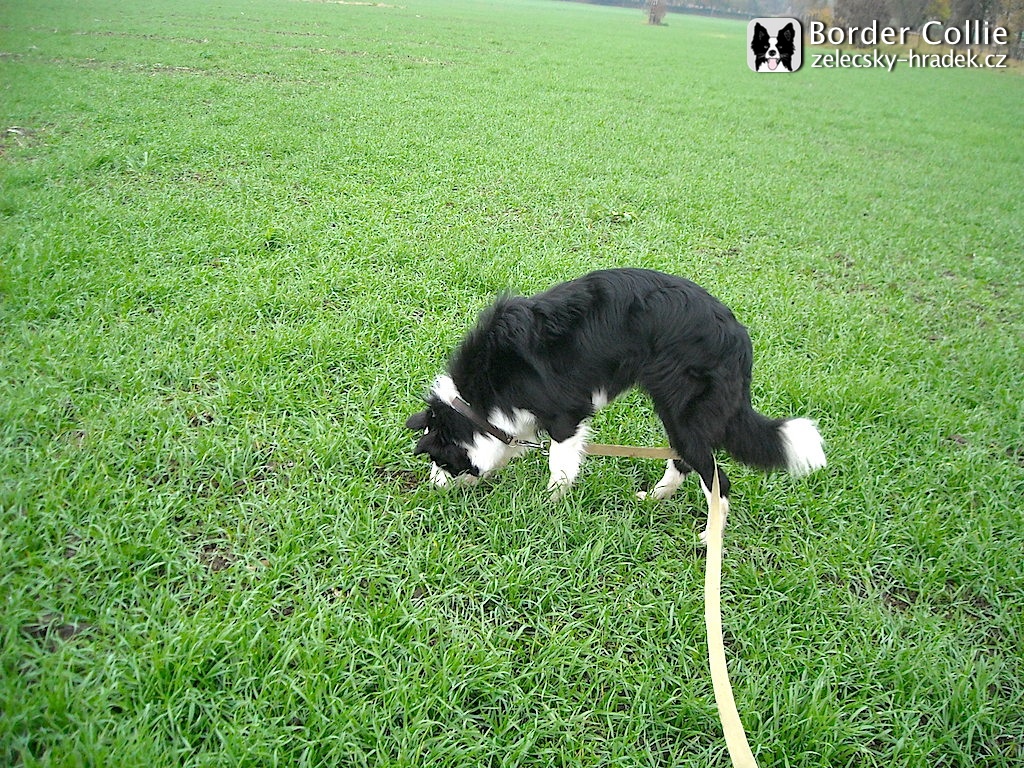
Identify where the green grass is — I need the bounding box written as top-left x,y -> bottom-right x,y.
2,0 -> 1023,765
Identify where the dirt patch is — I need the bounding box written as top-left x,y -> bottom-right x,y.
198,543 -> 235,572
1,125 -> 44,157
21,613 -> 93,648
374,465 -> 420,491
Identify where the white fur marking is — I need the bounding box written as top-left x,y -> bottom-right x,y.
780,418 -> 827,477
547,423 -> 590,499
591,390 -> 609,411
490,408 -> 540,447
431,373 -> 460,407
465,432 -> 511,477
464,408 -> 541,477
429,462 -> 479,488
429,462 -> 452,487
648,459 -> 685,500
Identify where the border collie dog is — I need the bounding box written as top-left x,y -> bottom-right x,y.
406,269 -> 825,539
751,21 -> 796,72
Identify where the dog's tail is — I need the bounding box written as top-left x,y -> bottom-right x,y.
723,406 -> 826,477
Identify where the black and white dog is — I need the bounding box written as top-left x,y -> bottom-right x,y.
406,269 -> 825,538
751,21 -> 797,72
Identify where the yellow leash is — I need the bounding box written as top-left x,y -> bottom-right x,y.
584,443 -> 678,460
704,465 -> 759,767
589,447 -> 760,763
585,444 -> 760,763
571,442 -> 761,762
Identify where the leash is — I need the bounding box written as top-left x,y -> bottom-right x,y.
590,445 -> 760,765
587,444 -> 760,764
584,443 -> 679,460
443,395 -> 758,761
449,396 -> 544,449
446,396 -> 674,457
704,463 -> 759,767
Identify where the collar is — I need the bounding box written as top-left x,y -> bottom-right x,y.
449,396 -> 543,449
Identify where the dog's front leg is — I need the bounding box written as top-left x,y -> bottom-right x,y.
637,459 -> 687,501
546,423 -> 589,501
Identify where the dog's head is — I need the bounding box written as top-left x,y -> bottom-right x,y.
405,399 -> 481,487
406,374 -> 512,487
752,22 -> 795,71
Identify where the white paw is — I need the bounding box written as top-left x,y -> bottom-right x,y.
637,485 -> 675,501
548,481 -> 570,502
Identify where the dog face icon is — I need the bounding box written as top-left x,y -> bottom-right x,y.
749,19 -> 801,72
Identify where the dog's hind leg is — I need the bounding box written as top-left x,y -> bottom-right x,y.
657,422 -> 731,543
689,456 -> 730,543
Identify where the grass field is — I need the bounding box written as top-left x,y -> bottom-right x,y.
2,0 -> 1023,765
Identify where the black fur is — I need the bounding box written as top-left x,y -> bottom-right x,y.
407,404 -> 479,478
408,268 -> 819,498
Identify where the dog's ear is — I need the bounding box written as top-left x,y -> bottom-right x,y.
778,22 -> 795,43
412,433 -> 433,456
406,410 -> 430,431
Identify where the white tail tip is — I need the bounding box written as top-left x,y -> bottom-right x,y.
780,418 -> 826,477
